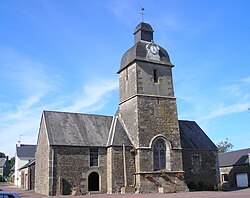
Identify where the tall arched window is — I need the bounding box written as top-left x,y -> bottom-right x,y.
153,139 -> 166,170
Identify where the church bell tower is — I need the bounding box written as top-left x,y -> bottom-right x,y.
117,22 -> 187,192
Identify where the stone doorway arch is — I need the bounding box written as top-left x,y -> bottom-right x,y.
88,172 -> 99,192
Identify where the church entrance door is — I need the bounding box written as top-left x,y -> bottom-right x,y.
88,172 -> 99,192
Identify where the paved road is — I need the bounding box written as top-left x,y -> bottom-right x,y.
1,182 -> 250,198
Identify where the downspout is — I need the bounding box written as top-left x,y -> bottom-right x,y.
50,147 -> 54,196
52,148 -> 54,195
122,140 -> 127,187
216,151 -> 220,184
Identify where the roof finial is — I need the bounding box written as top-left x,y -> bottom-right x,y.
140,7 -> 145,22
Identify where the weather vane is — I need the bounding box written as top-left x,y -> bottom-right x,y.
140,7 -> 145,22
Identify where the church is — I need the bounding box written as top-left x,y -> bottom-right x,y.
35,22 -> 219,196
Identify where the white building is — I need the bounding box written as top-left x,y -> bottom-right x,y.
14,142 -> 36,187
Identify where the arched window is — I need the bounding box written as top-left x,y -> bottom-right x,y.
153,139 -> 166,170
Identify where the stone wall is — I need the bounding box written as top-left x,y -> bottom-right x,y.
119,63 -> 137,103
136,96 -> 183,173
52,146 -> 108,195
220,165 -> 250,187
136,62 -> 174,97
137,96 -> 181,148
119,97 -> 139,146
29,163 -> 35,190
119,95 -> 183,171
35,115 -> 50,195
118,59 -> 186,192
136,172 -> 187,193
107,146 -> 135,193
182,150 -> 218,189
106,147 -> 113,193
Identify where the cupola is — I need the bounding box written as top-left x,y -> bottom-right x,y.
133,22 -> 154,43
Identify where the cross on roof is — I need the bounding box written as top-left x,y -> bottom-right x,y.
140,7 -> 145,22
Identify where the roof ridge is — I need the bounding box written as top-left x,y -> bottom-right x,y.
178,120 -> 195,122
43,110 -> 113,117
219,148 -> 250,155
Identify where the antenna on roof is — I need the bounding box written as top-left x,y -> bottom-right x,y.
19,134 -> 22,142
140,7 -> 145,22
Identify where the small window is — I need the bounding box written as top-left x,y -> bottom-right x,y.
153,69 -> 158,83
191,154 -> 201,174
125,68 -> 128,81
90,148 -> 98,166
222,174 -> 228,182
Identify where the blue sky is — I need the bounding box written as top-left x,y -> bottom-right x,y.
1,0 -> 250,157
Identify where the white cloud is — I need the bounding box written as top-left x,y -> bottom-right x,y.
177,74 -> 250,122
155,15 -> 188,32
222,84 -> 241,97
0,47 -> 58,156
242,76 -> 250,83
0,47 -> 119,156
108,0 -> 129,18
106,0 -> 137,25
201,102 -> 250,120
0,46 -> 57,96
63,78 -> 118,113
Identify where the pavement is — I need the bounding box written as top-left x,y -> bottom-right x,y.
0,182 -> 47,198
0,182 -> 250,198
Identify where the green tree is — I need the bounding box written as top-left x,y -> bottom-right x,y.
216,138 -> 234,153
0,152 -> 5,158
9,157 -> 15,168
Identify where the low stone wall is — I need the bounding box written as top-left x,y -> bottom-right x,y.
136,172 -> 188,193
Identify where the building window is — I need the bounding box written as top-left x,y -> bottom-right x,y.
222,174 -> 228,182
125,68 -> 128,81
153,69 -> 158,83
191,154 -> 201,174
90,148 -> 98,166
153,139 -> 166,170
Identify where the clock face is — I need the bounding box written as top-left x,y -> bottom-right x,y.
150,45 -> 158,55
146,43 -> 160,61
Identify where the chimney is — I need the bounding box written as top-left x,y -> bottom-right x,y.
17,141 -> 21,147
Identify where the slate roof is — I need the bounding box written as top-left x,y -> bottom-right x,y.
218,148 -> 250,167
19,159 -> 35,170
118,41 -> 173,74
179,120 -> 217,151
134,22 -> 154,35
16,144 -> 36,158
0,158 -> 6,167
107,116 -> 132,147
42,111 -> 216,151
44,111 -> 113,147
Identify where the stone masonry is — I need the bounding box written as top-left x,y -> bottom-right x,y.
35,22 -> 218,195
